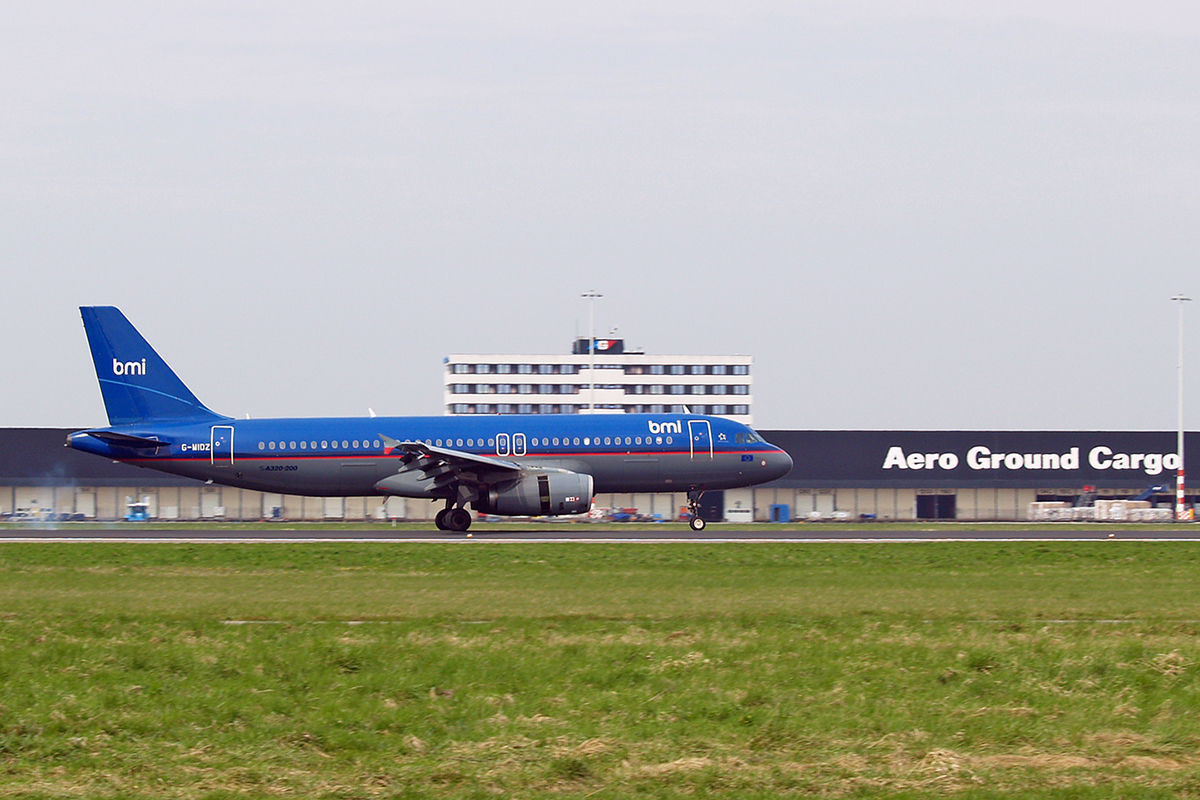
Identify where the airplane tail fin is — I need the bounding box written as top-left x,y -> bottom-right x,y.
80,306 -> 225,426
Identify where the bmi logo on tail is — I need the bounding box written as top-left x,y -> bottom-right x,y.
112,358 -> 147,376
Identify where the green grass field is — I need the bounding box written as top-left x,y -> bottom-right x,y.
3,540 -> 1200,798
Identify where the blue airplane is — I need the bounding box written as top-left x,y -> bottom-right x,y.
67,307 -> 793,532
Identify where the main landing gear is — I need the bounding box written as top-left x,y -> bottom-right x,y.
435,505 -> 472,533
687,490 -> 706,532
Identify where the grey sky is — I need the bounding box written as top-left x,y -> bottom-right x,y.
3,1 -> 1198,430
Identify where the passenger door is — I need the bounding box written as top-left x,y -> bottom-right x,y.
210,425 -> 234,466
688,420 -> 712,459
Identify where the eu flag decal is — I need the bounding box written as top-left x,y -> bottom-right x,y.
741,454 -> 753,462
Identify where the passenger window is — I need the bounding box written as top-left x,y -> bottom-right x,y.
258,442 -> 265,450
300,441 -> 307,450
268,441 -> 276,450
321,441 -> 328,449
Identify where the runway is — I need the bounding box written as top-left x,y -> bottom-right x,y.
3,525 -> 1200,542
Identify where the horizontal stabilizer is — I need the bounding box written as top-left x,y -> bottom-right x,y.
80,430 -> 172,449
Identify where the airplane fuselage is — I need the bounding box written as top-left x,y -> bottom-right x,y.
69,413 -> 791,498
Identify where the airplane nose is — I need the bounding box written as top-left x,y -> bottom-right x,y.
764,448 -> 793,480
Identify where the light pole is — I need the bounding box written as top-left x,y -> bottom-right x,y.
1173,294 -> 1192,520
581,290 -> 602,414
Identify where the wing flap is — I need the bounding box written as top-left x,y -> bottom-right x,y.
382,437 -> 523,474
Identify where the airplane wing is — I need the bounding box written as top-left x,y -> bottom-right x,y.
385,437 -> 522,472
378,435 -> 522,497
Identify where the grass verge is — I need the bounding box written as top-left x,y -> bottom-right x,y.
1,542 -> 1199,798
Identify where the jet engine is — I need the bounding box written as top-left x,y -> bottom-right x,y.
475,470 -> 593,516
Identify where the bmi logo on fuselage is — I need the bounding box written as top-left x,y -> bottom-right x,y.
647,420 -> 682,435
112,358 -> 147,376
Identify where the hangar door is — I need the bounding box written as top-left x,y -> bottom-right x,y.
916,493 -> 956,520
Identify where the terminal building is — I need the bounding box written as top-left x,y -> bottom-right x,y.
444,338 -> 754,423
2,428 -> 1194,523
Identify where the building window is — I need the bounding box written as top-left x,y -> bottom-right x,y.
517,364 -> 534,374
518,404 -> 533,413
670,385 -> 685,394
690,385 -> 705,394
518,384 -> 533,394
538,384 -> 554,394
453,384 -> 470,393
670,365 -> 685,375
733,405 -> 749,415
453,364 -> 470,374
497,404 -> 513,414
733,385 -> 749,395
733,365 -> 749,375
538,364 -> 554,374
712,365 -> 727,375
690,365 -> 705,375
560,364 -> 576,375
712,385 -> 727,395
496,364 -> 512,374
649,365 -> 664,375
475,364 -> 491,374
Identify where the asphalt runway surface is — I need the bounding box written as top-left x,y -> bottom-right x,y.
4,526 -> 1200,542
